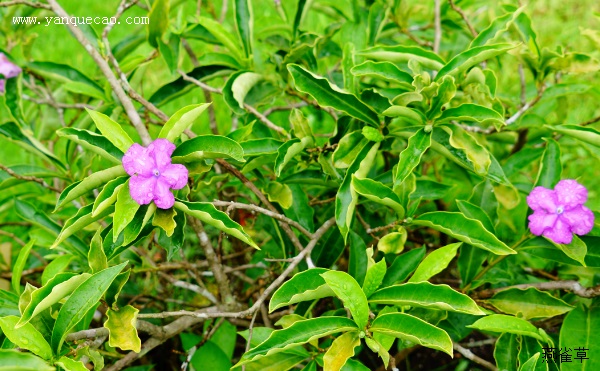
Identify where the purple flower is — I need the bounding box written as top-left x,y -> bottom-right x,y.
0,53 -> 22,93
527,179 -> 595,244
122,139 -> 188,209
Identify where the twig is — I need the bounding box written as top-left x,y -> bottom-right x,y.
453,343 -> 498,371
505,85 -> 546,125
45,0 -> 152,145
433,0 -> 442,53
518,64 -> 526,106
366,221 -> 401,234
448,0 -> 478,37
243,103 -> 288,135
0,164 -> 61,193
581,114 -> 600,127
159,272 -> 218,305
476,280 -> 600,299
66,320 -> 164,341
262,102 -> 308,117
0,0 -> 50,9
22,96 -> 94,110
219,0 -> 228,22
0,230 -> 26,246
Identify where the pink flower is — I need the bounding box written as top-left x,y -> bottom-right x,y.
527,179 -> 595,244
0,53 -> 22,93
122,139 -> 188,209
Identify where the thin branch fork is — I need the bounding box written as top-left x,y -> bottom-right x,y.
447,0 -> 478,37
476,280 -> 600,299
0,164 -> 62,193
0,0 -> 50,9
453,343 -> 498,371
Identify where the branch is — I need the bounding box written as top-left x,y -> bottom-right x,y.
65,320 -> 164,342
0,164 -> 61,193
0,0 -> 50,9
45,0 -> 152,145
476,280 -> 600,299
433,0 -> 442,53
505,85 -> 546,125
453,343 -> 498,371
448,0 -> 477,37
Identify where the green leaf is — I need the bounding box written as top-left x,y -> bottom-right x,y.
51,262 -> 127,353
470,9 -> 523,48
147,0 -> 170,48
234,0 -> 253,57
409,242 -> 461,282
412,212 -> 515,255
192,341 -> 231,371
41,255 -> 74,285
494,333 -> 519,371
264,181 -> 293,209
287,64 -> 379,126
0,350 -> 54,371
381,247 -> 426,287
236,317 -> 357,366
467,314 -> 544,341
362,259 -> 387,298
362,127 -> 384,142
358,45 -> 445,70
153,207 -> 177,237
519,353 -> 542,371
435,43 -> 516,81
456,200 -> 495,233
85,109 -> 135,153
553,235 -> 587,267
0,316 -> 52,360
383,106 -> 426,125
270,269 -> 333,312
293,0 -> 313,37
550,124 -> 600,148
370,313 -> 453,356
352,175 -> 405,217
104,305 -> 141,352
457,244 -> 488,288
324,332 -> 360,371
436,104 -> 504,125
12,239 -> 33,295
113,180 -> 141,241
57,127 -> 124,163
0,122 -> 66,170
275,136 -> 314,176
487,288 -> 574,320
351,61 -> 413,85
321,271 -> 369,329
55,357 -> 89,371
441,124 -> 491,176
394,128 -> 431,187
56,165 -> 126,210
197,17 -> 243,61
223,72 -> 264,115
172,135 -> 245,162
52,204 -> 114,249
336,142 -> 380,241
27,61 -> 103,95
534,138 -> 561,189
378,230 -> 407,255
88,230 -> 108,273
174,200 -> 257,248
105,269 -> 131,309
369,282 -> 485,315
158,103 -> 211,141
348,231 -> 368,286
333,131 -> 369,169
92,176 -> 128,217
559,303 -> 600,371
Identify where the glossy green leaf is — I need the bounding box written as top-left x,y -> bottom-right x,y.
519,353 -> 542,371
534,138 -> 561,189
378,229 -> 407,255
55,357 -> 89,371
370,282 -> 485,315
234,0 -> 253,57
457,200 -> 495,233
236,317 -> 358,366
324,332 -> 360,371
435,43 -> 515,81
370,313 -> 453,356
436,104 -> 504,125
336,142 -> 379,241
409,242 -> 461,282
41,255 -> 74,285
394,128 -> 431,187
550,124 -> 600,148
85,109 -> 134,153
321,271 -> 369,329
223,71 -> 263,115
192,340 -> 231,371
172,135 -> 245,162
0,122 -> 66,170
51,262 -> 127,353
381,247 -> 426,287
88,230 -> 108,273
358,45 -> 445,70
288,64 -> 379,126
147,0 -> 170,48
0,350 -> 54,371
275,136 -> 314,176
352,175 -> 405,217
27,61 -> 103,94
333,131 -> 369,169
348,231 -> 368,286
457,244 -> 488,288
494,333 -> 519,371
113,180 -> 140,241
442,124 -> 491,176
174,200 -> 257,248
57,127 -> 124,163
470,9 -> 523,48
92,176 -> 128,217
197,17 -> 243,61
56,165 -> 126,210
158,103 -> 211,141
52,204 -> 113,249
468,314 -> 544,341
383,106 -> 426,125
553,235 -> 587,267
559,303 -> 600,371
487,288 -> 574,320
362,259 -> 387,298
0,316 -> 52,360
104,305 -> 141,352
12,239 -> 33,295
412,212 -> 515,255
351,61 -> 413,85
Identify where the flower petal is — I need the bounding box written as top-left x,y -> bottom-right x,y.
527,186 -> 557,212
160,164 -> 188,189
149,138 -> 176,170
555,179 -> 588,209
0,53 -> 22,79
528,211 -> 557,236
561,205 -> 595,236
543,218 -> 573,245
153,178 -> 175,209
123,143 -> 154,177
129,176 -> 157,205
